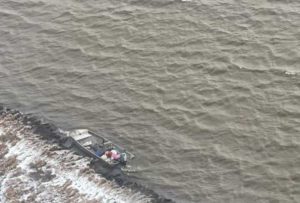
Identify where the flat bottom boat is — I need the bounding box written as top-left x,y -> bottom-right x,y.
64,129 -> 134,169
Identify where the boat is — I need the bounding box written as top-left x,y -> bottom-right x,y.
63,129 -> 135,169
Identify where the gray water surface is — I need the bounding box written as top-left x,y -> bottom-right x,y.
0,0 -> 300,202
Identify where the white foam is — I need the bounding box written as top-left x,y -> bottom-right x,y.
0,127 -> 3,136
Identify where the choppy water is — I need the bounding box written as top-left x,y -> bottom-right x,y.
0,0 -> 300,202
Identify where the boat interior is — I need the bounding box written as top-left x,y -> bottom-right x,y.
69,129 -> 134,163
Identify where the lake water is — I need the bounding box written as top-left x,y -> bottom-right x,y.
0,0 -> 299,202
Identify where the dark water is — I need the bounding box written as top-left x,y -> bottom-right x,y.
1,0 -> 300,202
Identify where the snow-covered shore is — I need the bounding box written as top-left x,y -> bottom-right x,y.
0,112 -> 151,203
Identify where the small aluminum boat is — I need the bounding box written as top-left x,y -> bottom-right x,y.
65,129 -> 134,168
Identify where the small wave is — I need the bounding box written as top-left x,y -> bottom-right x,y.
284,70 -> 298,75
222,64 -> 300,77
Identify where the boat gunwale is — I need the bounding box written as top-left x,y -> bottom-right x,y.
68,129 -> 135,167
